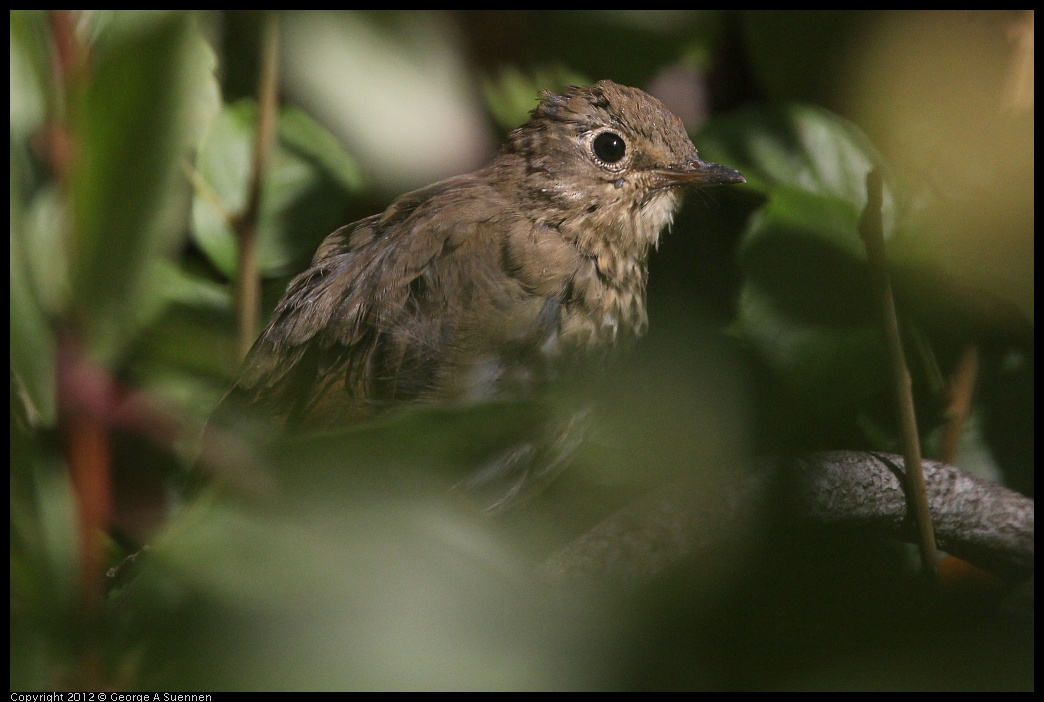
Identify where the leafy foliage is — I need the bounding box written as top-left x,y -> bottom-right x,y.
10,10 -> 1033,691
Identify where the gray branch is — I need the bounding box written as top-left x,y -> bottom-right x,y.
538,451 -> 1034,589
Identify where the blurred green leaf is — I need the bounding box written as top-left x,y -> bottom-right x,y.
10,14 -> 58,425
733,283 -> 889,440
128,262 -> 238,420
698,104 -> 894,219
85,10 -> 222,148
9,11 -> 49,144
85,10 -> 187,47
11,170 -> 57,425
10,428 -> 80,625
481,65 -> 591,132
190,100 -> 364,280
27,453 -> 82,613
698,105 -> 913,447
69,11 -> 213,364
135,259 -> 232,327
124,493 -> 607,691
19,186 -> 69,318
10,242 -> 57,426
738,186 -> 874,326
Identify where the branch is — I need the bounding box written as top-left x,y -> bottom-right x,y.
537,451 -> 1033,590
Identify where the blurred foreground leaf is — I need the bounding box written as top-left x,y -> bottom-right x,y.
69,12 -> 216,364
122,489 -> 610,691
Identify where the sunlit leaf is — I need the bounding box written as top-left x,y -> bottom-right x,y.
697,104 -> 895,221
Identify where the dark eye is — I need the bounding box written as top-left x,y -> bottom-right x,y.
592,131 -> 626,164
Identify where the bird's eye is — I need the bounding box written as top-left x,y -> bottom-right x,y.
592,131 -> 626,164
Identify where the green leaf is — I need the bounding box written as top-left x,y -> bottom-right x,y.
130,265 -> 239,421
128,492 -> 603,690
10,237 -> 57,426
9,11 -> 49,144
732,283 -> 889,438
190,100 -> 364,280
11,152 -> 57,424
738,186 -> 874,325
10,431 -> 80,617
697,107 -> 891,325
699,105 -> 901,426
481,65 -> 591,132
10,16 -> 60,418
69,11 -> 214,364
19,186 -> 69,317
697,104 -> 894,221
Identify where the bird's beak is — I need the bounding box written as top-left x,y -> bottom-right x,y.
652,160 -> 745,189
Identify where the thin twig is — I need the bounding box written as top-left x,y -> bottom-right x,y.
233,13 -> 280,359
858,170 -> 939,582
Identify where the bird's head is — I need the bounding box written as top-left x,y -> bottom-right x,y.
503,80 -> 744,250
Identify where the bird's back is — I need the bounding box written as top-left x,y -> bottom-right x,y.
221,171 -> 589,430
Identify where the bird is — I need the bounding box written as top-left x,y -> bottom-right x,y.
211,79 -> 744,508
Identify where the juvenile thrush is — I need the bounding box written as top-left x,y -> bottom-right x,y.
214,80 -> 744,506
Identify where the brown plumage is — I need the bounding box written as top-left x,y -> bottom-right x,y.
214,80 -> 743,504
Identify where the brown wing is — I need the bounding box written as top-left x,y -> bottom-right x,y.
213,157 -> 600,434
216,171 -> 583,431
220,173 -> 469,427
